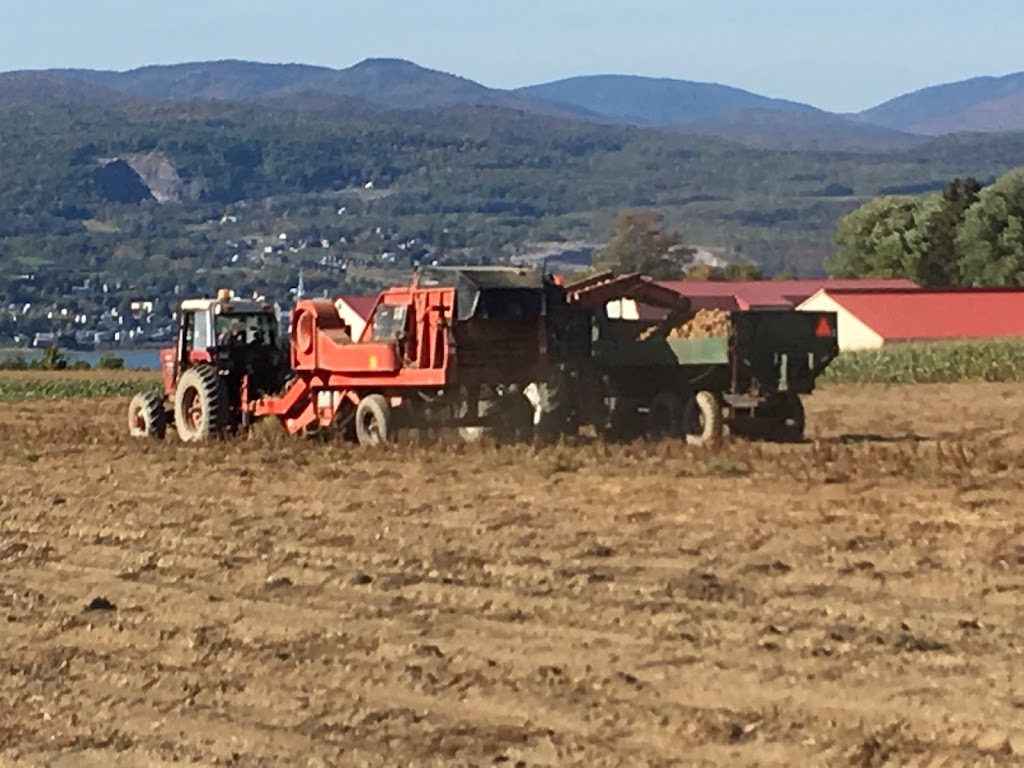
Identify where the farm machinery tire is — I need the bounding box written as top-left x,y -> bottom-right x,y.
457,396 -> 493,444
645,392 -> 684,441
457,390 -> 535,445
491,390 -> 535,445
600,395 -> 642,443
773,393 -> 805,443
683,390 -> 723,449
174,364 -> 229,443
355,394 -> 394,446
457,425 -> 487,443
128,391 -> 167,439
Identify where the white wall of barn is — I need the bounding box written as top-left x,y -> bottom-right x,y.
797,292 -> 884,351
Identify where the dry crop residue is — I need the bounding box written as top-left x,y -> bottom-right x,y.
1,384 -> 1024,766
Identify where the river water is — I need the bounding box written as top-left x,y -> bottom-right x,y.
1,348 -> 163,371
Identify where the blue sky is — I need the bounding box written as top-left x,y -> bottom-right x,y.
2,0 -> 1022,112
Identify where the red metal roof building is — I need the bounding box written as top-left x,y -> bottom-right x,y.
798,287 -> 1024,350
657,278 -> 920,311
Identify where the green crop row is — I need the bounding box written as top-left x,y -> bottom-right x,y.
4,339 -> 1024,399
820,339 -> 1024,385
0,378 -> 157,402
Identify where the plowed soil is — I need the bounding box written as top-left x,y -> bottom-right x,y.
1,383 -> 1023,767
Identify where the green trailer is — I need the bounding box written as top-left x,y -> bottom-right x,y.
549,272 -> 839,446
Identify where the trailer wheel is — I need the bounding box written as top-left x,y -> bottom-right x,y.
355,394 -> 393,446
174,365 -> 227,443
491,391 -> 535,445
774,393 -> 805,443
601,395 -> 642,443
128,391 -> 167,439
683,390 -> 723,449
645,392 -> 684,441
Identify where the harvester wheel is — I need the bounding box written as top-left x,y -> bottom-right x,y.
683,390 -> 723,449
173,364 -> 228,443
355,394 -> 393,446
128,391 -> 167,439
645,392 -> 684,441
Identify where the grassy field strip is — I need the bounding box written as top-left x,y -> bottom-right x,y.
4,337 -> 1024,402
0,371 -> 160,402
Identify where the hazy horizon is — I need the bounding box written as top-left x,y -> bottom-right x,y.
1,0 -> 1022,112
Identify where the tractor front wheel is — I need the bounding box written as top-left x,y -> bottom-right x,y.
174,365 -> 228,443
128,391 -> 167,439
355,394 -> 393,446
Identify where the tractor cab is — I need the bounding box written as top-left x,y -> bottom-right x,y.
130,290 -> 289,443
160,289 -> 288,407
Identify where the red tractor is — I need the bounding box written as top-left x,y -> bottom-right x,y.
127,289 -> 289,442
128,268 -> 557,445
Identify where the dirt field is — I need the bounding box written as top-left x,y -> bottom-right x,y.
1,382 -> 1023,767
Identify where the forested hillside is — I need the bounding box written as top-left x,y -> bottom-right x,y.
5,77 -> 1024,345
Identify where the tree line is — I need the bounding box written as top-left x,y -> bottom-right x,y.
828,168 -> 1024,286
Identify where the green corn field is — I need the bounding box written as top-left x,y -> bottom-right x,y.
0,377 -> 158,402
3,338 -> 1024,401
821,338 -> 1024,384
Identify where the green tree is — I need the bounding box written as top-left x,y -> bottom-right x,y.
684,264 -> 719,281
593,210 -> 694,279
35,345 -> 67,371
721,263 -> 764,280
683,263 -> 763,280
957,169 -> 1024,286
916,177 -> 981,286
828,196 -> 924,279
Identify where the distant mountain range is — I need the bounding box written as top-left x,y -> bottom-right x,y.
5,58 -> 1024,151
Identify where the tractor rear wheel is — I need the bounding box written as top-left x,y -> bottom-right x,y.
174,365 -> 228,443
355,394 -> 393,446
128,391 -> 167,439
683,390 -> 723,449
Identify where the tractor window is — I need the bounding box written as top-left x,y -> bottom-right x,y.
217,313 -> 279,347
193,311 -> 214,349
182,313 -> 194,350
